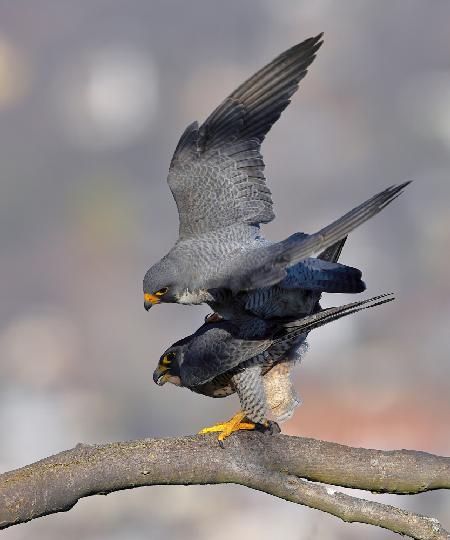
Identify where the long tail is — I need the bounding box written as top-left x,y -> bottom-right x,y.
241,182 -> 410,291
277,293 -> 395,343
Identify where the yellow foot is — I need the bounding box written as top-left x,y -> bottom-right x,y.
198,412 -> 255,444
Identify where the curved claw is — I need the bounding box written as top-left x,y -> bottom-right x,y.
256,420 -> 281,435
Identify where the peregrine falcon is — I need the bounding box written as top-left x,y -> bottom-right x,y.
153,294 -> 393,442
143,33 -> 410,319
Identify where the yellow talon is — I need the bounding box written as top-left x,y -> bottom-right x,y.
198,423 -> 228,434
198,411 -> 255,442
198,422 -> 255,434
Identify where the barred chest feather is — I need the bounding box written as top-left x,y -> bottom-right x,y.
191,353 -> 274,399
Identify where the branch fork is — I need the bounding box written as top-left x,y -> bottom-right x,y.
0,433 -> 449,539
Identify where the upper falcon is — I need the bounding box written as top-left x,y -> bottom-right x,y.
143,34 -> 409,318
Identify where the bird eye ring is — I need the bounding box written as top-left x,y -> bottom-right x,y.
161,351 -> 175,365
155,287 -> 169,297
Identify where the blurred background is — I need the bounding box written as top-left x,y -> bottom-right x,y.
0,1 -> 449,538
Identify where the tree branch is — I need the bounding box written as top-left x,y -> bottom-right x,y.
0,433 -> 449,539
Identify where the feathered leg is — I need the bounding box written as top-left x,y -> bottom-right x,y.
263,360 -> 301,422
198,365 -> 269,444
232,365 -> 268,424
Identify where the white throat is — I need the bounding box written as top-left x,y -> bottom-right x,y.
176,289 -> 214,305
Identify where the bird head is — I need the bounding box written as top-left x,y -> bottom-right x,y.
143,258 -> 181,311
153,348 -> 182,386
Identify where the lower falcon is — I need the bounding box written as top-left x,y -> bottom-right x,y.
153,294 -> 394,443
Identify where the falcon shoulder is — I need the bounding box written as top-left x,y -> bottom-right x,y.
179,324 -> 272,387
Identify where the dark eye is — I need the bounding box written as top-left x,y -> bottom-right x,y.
161,351 -> 175,365
155,287 -> 169,297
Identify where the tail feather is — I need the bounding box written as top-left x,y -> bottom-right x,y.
305,275 -> 366,293
308,236 -> 348,312
283,257 -> 365,294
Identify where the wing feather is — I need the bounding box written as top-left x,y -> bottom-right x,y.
167,34 -> 324,238
179,324 -> 271,387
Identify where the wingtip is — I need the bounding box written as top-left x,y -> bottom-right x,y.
343,292 -> 396,315
390,180 -> 412,191
377,181 -> 412,210
289,33 -> 324,57
395,180 -> 412,199
311,32 -> 325,50
394,180 -> 412,194
366,293 -> 395,309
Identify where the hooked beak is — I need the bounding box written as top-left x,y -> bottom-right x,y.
153,365 -> 169,386
144,293 -> 160,311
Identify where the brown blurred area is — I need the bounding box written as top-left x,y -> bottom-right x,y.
0,1 -> 449,539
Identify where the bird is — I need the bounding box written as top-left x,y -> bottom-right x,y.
143,33 -> 410,321
153,293 -> 394,443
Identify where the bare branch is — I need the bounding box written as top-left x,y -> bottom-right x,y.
0,433 -> 449,539
240,470 -> 449,540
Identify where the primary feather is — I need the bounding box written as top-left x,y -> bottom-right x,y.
168,34 -> 323,238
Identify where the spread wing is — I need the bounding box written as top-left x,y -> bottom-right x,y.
168,34 -> 323,239
179,324 -> 271,387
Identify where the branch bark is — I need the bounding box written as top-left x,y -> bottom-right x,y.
0,433 -> 449,539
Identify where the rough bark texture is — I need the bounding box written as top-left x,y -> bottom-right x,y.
0,433 -> 449,539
